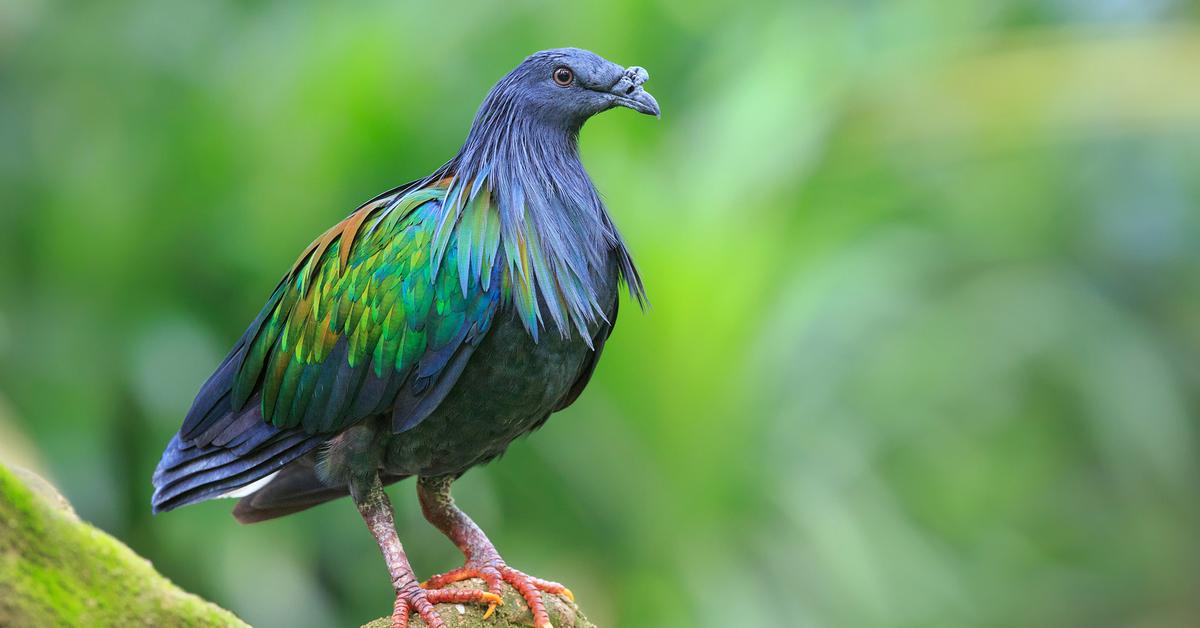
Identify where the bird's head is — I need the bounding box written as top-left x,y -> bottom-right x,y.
475,48 -> 660,134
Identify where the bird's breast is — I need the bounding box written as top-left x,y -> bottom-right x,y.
380,259 -> 620,477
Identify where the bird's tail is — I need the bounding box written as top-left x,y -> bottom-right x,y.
231,458 -> 410,524
151,422 -> 326,514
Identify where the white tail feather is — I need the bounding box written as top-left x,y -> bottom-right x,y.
218,471 -> 280,499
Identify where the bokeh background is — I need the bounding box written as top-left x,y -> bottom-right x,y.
3,1 -> 1200,626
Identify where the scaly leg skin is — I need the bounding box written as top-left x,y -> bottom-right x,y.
417,476 -> 574,628
353,475 -> 502,628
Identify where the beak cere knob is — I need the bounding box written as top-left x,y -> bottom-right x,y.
626,66 -> 649,87
611,65 -> 660,118
612,66 -> 649,96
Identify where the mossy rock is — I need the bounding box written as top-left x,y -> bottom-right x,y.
0,463 -> 246,627
0,461 -> 592,627
361,578 -> 593,628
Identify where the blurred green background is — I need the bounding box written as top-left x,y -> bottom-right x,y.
2,1 -> 1200,626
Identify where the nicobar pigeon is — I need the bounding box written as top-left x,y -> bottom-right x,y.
152,48 -> 657,628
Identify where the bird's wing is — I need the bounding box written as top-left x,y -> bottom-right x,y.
180,181 -> 503,442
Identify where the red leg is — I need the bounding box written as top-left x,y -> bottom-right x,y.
417,476 -> 574,628
352,475 -> 501,628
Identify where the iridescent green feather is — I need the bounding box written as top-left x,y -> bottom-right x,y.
231,184 -> 501,434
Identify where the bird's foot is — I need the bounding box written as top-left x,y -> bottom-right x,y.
391,583 -> 503,628
422,561 -> 573,628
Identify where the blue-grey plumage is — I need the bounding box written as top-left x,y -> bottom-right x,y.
434,47 -> 652,339
151,48 -> 657,628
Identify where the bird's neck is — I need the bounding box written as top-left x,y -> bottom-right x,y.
432,115 -> 642,341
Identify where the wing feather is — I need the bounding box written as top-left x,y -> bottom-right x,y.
179,181 -> 503,449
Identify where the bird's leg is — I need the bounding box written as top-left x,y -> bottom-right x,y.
351,474 -> 501,628
417,475 -> 574,628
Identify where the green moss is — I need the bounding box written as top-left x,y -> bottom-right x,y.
0,468 -> 37,522
0,463 -> 246,627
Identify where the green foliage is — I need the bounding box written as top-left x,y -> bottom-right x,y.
2,1 -> 1200,627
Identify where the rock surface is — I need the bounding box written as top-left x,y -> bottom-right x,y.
0,463 -> 246,626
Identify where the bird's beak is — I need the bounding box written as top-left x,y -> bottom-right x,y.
610,66 -> 660,118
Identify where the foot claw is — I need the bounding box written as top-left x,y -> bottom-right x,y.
390,585 -> 501,628
471,589 -> 503,620
423,561 -> 572,628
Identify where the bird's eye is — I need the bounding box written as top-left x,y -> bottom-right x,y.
552,67 -> 574,87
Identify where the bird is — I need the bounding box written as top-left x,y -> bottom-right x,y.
151,48 -> 657,628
